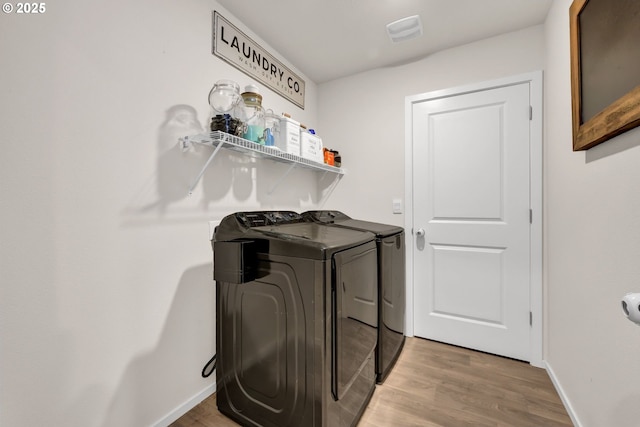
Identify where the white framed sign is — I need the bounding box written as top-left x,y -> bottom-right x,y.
212,11 -> 305,109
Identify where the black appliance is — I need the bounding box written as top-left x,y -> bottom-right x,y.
213,211 -> 378,427
302,211 -> 405,383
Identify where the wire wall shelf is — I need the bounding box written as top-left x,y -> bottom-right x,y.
180,131 -> 345,195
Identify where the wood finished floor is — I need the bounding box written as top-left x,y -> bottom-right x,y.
170,337 -> 573,427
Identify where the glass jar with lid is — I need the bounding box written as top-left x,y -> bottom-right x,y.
208,79 -> 245,135
263,110 -> 280,146
208,79 -> 241,114
239,84 -> 266,144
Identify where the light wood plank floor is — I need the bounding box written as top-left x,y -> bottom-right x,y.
170,337 -> 573,427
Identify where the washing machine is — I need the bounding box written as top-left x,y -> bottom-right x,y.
302,211 -> 405,383
213,211 -> 378,427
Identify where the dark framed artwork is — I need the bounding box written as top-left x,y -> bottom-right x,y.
570,0 -> 640,151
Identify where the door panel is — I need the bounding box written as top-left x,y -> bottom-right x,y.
412,82 -> 531,361
432,244 -> 505,324
431,104 -> 504,220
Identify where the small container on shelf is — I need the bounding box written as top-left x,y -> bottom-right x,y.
300,127 -> 324,163
208,79 -> 245,136
332,150 -> 341,167
263,110 -> 280,147
323,148 -> 335,166
208,79 -> 241,114
239,85 -> 266,144
276,113 -> 301,155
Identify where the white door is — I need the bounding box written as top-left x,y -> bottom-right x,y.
411,81 -> 532,361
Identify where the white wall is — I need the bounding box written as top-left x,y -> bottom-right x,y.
544,2 -> 640,426
318,25 -> 545,228
0,1 -> 323,426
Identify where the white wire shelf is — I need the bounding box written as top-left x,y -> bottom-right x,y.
180,131 -> 345,195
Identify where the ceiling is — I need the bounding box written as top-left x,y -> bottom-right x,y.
216,0 -> 553,84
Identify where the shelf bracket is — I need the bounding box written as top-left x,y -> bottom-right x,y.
268,163 -> 297,195
188,140 -> 226,195
180,136 -> 190,152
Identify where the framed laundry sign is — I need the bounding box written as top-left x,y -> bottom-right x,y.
570,0 -> 640,151
212,11 -> 305,109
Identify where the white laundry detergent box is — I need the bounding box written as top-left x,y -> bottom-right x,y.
300,130 -> 324,163
275,116 -> 301,156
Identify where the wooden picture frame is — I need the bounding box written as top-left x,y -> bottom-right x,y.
570,0 -> 640,151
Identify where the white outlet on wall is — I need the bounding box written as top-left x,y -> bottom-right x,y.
392,198 -> 403,214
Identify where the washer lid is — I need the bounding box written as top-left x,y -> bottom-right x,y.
303,211 -> 403,238
330,219 -> 404,238
251,222 -> 375,259
214,211 -> 375,260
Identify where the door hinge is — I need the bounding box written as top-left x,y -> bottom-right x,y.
529,209 -> 533,224
529,311 -> 533,326
529,105 -> 533,120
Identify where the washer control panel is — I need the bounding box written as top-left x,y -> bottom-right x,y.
236,211 -> 304,228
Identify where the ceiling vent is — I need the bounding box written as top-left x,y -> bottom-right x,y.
386,15 -> 423,43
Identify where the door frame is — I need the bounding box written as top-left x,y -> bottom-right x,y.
404,71 -> 543,367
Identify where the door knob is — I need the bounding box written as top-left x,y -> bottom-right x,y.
416,228 -> 425,237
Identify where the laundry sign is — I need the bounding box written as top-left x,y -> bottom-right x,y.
212,11 -> 305,109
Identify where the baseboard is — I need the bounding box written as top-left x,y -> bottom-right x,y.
544,361 -> 581,427
152,382 -> 216,427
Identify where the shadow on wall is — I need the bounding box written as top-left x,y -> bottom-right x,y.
1,265 -> 214,427
154,105 -> 204,212
122,104 -> 341,223
131,104 -> 205,214
100,263 -> 215,427
585,126 -> 640,163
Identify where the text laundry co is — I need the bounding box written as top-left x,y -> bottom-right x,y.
219,26 -> 302,94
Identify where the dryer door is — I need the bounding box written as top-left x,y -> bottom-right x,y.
331,241 -> 378,401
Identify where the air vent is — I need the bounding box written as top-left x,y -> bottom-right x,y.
386,15 -> 423,43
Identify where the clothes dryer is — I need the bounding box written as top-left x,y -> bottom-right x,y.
213,211 -> 378,427
302,211 -> 405,383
